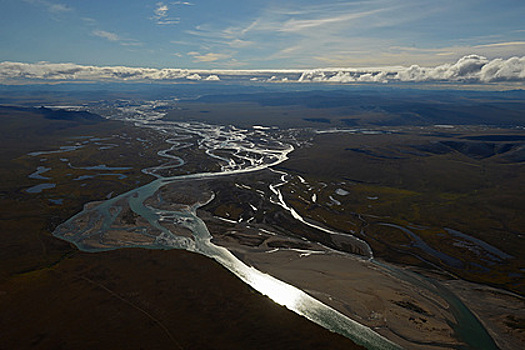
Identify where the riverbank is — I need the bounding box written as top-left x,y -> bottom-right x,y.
445,279 -> 525,350
210,228 -> 523,350
213,239 -> 461,350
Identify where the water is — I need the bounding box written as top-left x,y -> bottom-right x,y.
52,118 -> 498,350
54,176 -> 401,350
28,145 -> 84,156
26,183 -> 56,193
378,223 -> 463,268
28,166 -> 51,180
373,260 -> 498,350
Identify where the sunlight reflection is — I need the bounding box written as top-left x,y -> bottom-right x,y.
246,268 -> 302,309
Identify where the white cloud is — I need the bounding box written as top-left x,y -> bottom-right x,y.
298,55 -> 525,83
172,1 -> 194,6
184,19 -> 258,54
0,61 -> 187,82
48,3 -> 69,13
188,52 -> 232,62
310,38 -> 525,68
120,41 -> 143,47
171,40 -> 192,46
151,2 -> 180,25
92,30 -> 120,42
279,8 -> 386,32
168,1 -> 524,69
24,0 -> 72,14
475,41 -> 525,49
155,3 -> 169,18
81,17 -> 97,25
186,73 -> 202,80
91,30 -> 142,47
156,19 -> 180,25
0,56 -> 524,84
479,56 -> 525,82
180,1 -> 435,68
228,39 -> 253,48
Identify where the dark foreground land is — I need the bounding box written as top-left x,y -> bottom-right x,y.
0,106 -> 362,349
1,249 -> 360,350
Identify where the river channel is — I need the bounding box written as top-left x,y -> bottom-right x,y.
53,118 -> 497,350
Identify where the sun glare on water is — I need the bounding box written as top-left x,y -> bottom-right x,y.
247,270 -> 303,309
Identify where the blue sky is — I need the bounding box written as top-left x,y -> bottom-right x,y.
1,0 -> 525,69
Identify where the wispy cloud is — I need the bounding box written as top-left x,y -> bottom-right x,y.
227,39 -> 254,48
150,1 -> 183,25
226,1 -> 524,68
120,41 -> 143,47
184,24 -> 253,57
23,0 -> 72,14
172,1 -> 194,6
279,8 -> 387,32
183,0 -> 428,67
474,41 -> 525,48
92,30 -> 119,42
81,17 -> 97,26
9,0 -> 525,70
155,3 -> 169,18
188,52 -> 232,62
92,30 -> 142,47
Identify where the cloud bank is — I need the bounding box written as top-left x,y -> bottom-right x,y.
1,55 -> 524,84
298,55 -> 525,83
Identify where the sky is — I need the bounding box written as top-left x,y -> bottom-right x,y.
1,0 -> 525,70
